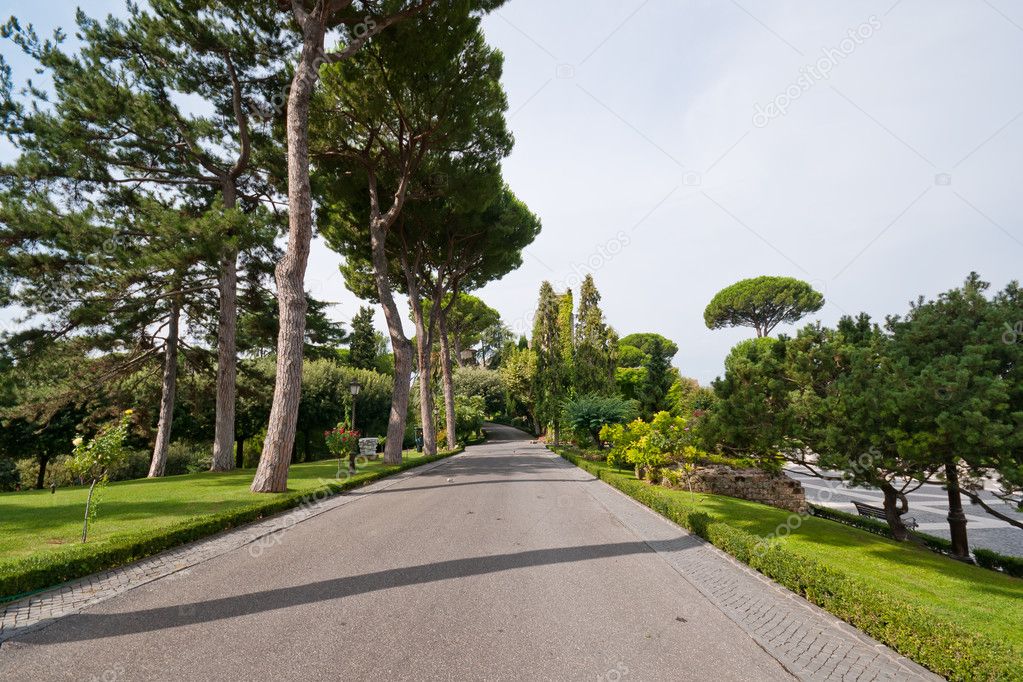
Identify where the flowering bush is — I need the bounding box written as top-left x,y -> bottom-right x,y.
324,423 -> 360,458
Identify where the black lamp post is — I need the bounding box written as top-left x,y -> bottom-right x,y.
348,379 -> 363,474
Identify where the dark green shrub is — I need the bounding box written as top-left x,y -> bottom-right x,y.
109,449 -> 153,480
563,394 -> 637,444
163,442 -> 211,476
810,504 -> 954,556
452,395 -> 486,443
974,548 -> 1023,578
453,366 -> 507,417
809,503 -> 892,536
0,458 -> 20,491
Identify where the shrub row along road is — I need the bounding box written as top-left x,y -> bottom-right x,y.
0,424 -> 932,680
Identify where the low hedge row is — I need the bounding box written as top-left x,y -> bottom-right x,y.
809,503 -> 1023,577
975,548 -> 1023,578
0,448 -> 462,602
558,449 -> 1022,681
807,503 -> 954,553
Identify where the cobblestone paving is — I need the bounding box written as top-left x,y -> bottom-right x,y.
549,452 -> 942,682
0,455 -> 457,646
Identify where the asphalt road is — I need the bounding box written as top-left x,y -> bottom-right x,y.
0,424 -> 792,681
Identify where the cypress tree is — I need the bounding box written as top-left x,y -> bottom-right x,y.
348,306 -> 379,371
574,275 -> 618,396
532,282 -> 568,442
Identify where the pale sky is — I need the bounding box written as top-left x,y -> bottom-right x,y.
3,1 -> 1023,383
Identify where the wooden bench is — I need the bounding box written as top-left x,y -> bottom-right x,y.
853,501 -> 918,530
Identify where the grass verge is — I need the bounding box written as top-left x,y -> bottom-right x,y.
0,448 -> 462,602
555,447 -> 1023,681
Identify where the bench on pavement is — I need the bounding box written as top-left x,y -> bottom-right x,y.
852,500 -> 918,530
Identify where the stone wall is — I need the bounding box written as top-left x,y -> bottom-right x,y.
660,464 -> 807,514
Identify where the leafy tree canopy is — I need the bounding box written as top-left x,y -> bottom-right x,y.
704,276 -> 824,337
619,333 -> 678,361
616,344 -> 647,368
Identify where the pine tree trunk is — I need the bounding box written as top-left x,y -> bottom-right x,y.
370,218 -> 412,465
148,294 -> 180,478
251,31 -> 322,493
387,335 -> 414,465
409,293 -> 437,456
880,483 -> 909,542
211,243 -> 238,471
452,335 -> 466,368
944,459 -> 971,559
438,307 -> 458,449
35,453 -> 49,490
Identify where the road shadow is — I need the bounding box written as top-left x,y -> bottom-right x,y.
369,479 -> 589,494
21,538 -> 703,646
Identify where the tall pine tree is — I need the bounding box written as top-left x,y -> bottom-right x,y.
254,0 -> 435,492
574,275 -> 618,396
1,1 -> 293,472
532,282 -> 568,443
558,290 -> 575,395
640,337 -> 674,418
310,2 -> 512,465
348,306 -> 378,370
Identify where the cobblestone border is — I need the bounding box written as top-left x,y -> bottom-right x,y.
550,449 -> 941,682
0,453 -> 464,646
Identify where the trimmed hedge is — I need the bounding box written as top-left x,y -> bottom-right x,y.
975,548 -> 1023,579
558,449 -> 1022,681
808,503 -> 1023,574
807,503 -> 954,552
0,448 -> 462,602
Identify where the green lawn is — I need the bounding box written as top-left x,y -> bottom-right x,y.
693,488 -> 1023,646
571,454 -> 1023,653
0,453 -> 431,562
